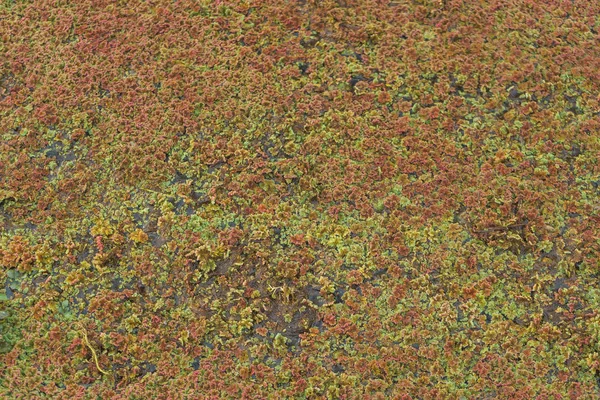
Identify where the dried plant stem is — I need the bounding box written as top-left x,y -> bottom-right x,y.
76,322 -> 108,375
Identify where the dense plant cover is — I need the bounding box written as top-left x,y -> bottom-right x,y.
0,0 -> 599,398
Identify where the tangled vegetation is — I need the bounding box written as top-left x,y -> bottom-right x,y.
1,0 -> 599,398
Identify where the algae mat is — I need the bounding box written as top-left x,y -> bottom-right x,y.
1,0 -> 600,398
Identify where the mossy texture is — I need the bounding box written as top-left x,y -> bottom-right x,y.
1,0 -> 600,398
